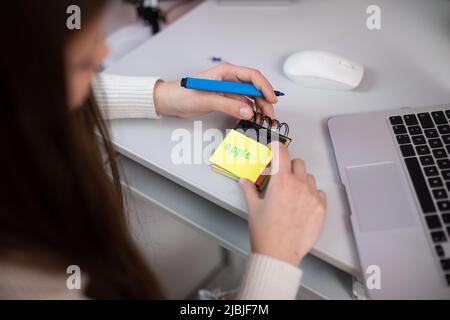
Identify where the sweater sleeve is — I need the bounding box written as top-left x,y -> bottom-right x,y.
91,73 -> 161,120
236,254 -> 302,300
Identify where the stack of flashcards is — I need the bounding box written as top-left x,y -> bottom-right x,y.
209,112 -> 292,190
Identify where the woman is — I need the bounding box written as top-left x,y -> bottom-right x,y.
0,0 -> 326,299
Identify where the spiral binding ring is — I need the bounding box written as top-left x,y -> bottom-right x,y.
270,119 -> 281,131
251,111 -> 290,136
278,122 -> 289,136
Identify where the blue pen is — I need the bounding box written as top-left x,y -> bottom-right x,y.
180,77 -> 285,97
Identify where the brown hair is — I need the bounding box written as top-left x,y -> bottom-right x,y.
0,0 -> 163,298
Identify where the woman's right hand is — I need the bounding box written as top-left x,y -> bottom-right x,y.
239,141 -> 327,267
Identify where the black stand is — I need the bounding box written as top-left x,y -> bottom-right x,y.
137,5 -> 165,34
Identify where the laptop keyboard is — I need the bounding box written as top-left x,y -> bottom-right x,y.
390,110 -> 450,286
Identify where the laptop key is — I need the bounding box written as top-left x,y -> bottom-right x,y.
420,156 -> 435,166
392,124 -> 407,134
431,111 -> 447,125
423,165 -> 438,176
416,145 -> 431,155
447,274 -> 450,286
418,113 -> 435,128
403,114 -> 418,125
443,170 -> 450,180
446,182 -> 450,192
432,231 -> 447,243
437,159 -> 450,170
442,134 -> 450,144
389,116 -> 403,125
443,214 -> 450,224
438,125 -> 450,135
408,125 -> 422,135
396,134 -> 411,145
400,144 -> 415,157
426,215 -> 442,229
428,177 -> 443,187
432,148 -> 447,158
412,135 -> 426,145
425,128 -> 439,138
438,201 -> 450,211
432,189 -> 447,199
441,258 -> 450,270
435,245 -> 444,257
429,138 -> 443,148
404,157 -> 436,213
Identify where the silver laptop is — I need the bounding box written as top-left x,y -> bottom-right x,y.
328,104 -> 450,299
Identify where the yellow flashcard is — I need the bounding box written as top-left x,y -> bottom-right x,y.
209,129 -> 273,183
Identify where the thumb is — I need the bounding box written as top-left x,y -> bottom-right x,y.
239,178 -> 260,211
211,95 -> 254,120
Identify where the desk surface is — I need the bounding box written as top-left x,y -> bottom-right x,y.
105,0 -> 450,276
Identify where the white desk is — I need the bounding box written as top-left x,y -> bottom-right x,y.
106,0 -> 450,298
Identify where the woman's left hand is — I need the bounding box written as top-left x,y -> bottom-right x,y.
153,62 -> 278,120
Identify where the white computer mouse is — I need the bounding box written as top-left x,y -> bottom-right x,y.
283,50 -> 364,90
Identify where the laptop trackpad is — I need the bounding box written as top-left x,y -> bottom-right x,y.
346,162 -> 416,232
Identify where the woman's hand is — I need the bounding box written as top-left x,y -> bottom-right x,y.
153,62 -> 278,120
239,142 -> 327,267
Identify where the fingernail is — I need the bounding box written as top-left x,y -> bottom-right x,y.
240,107 -> 251,119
